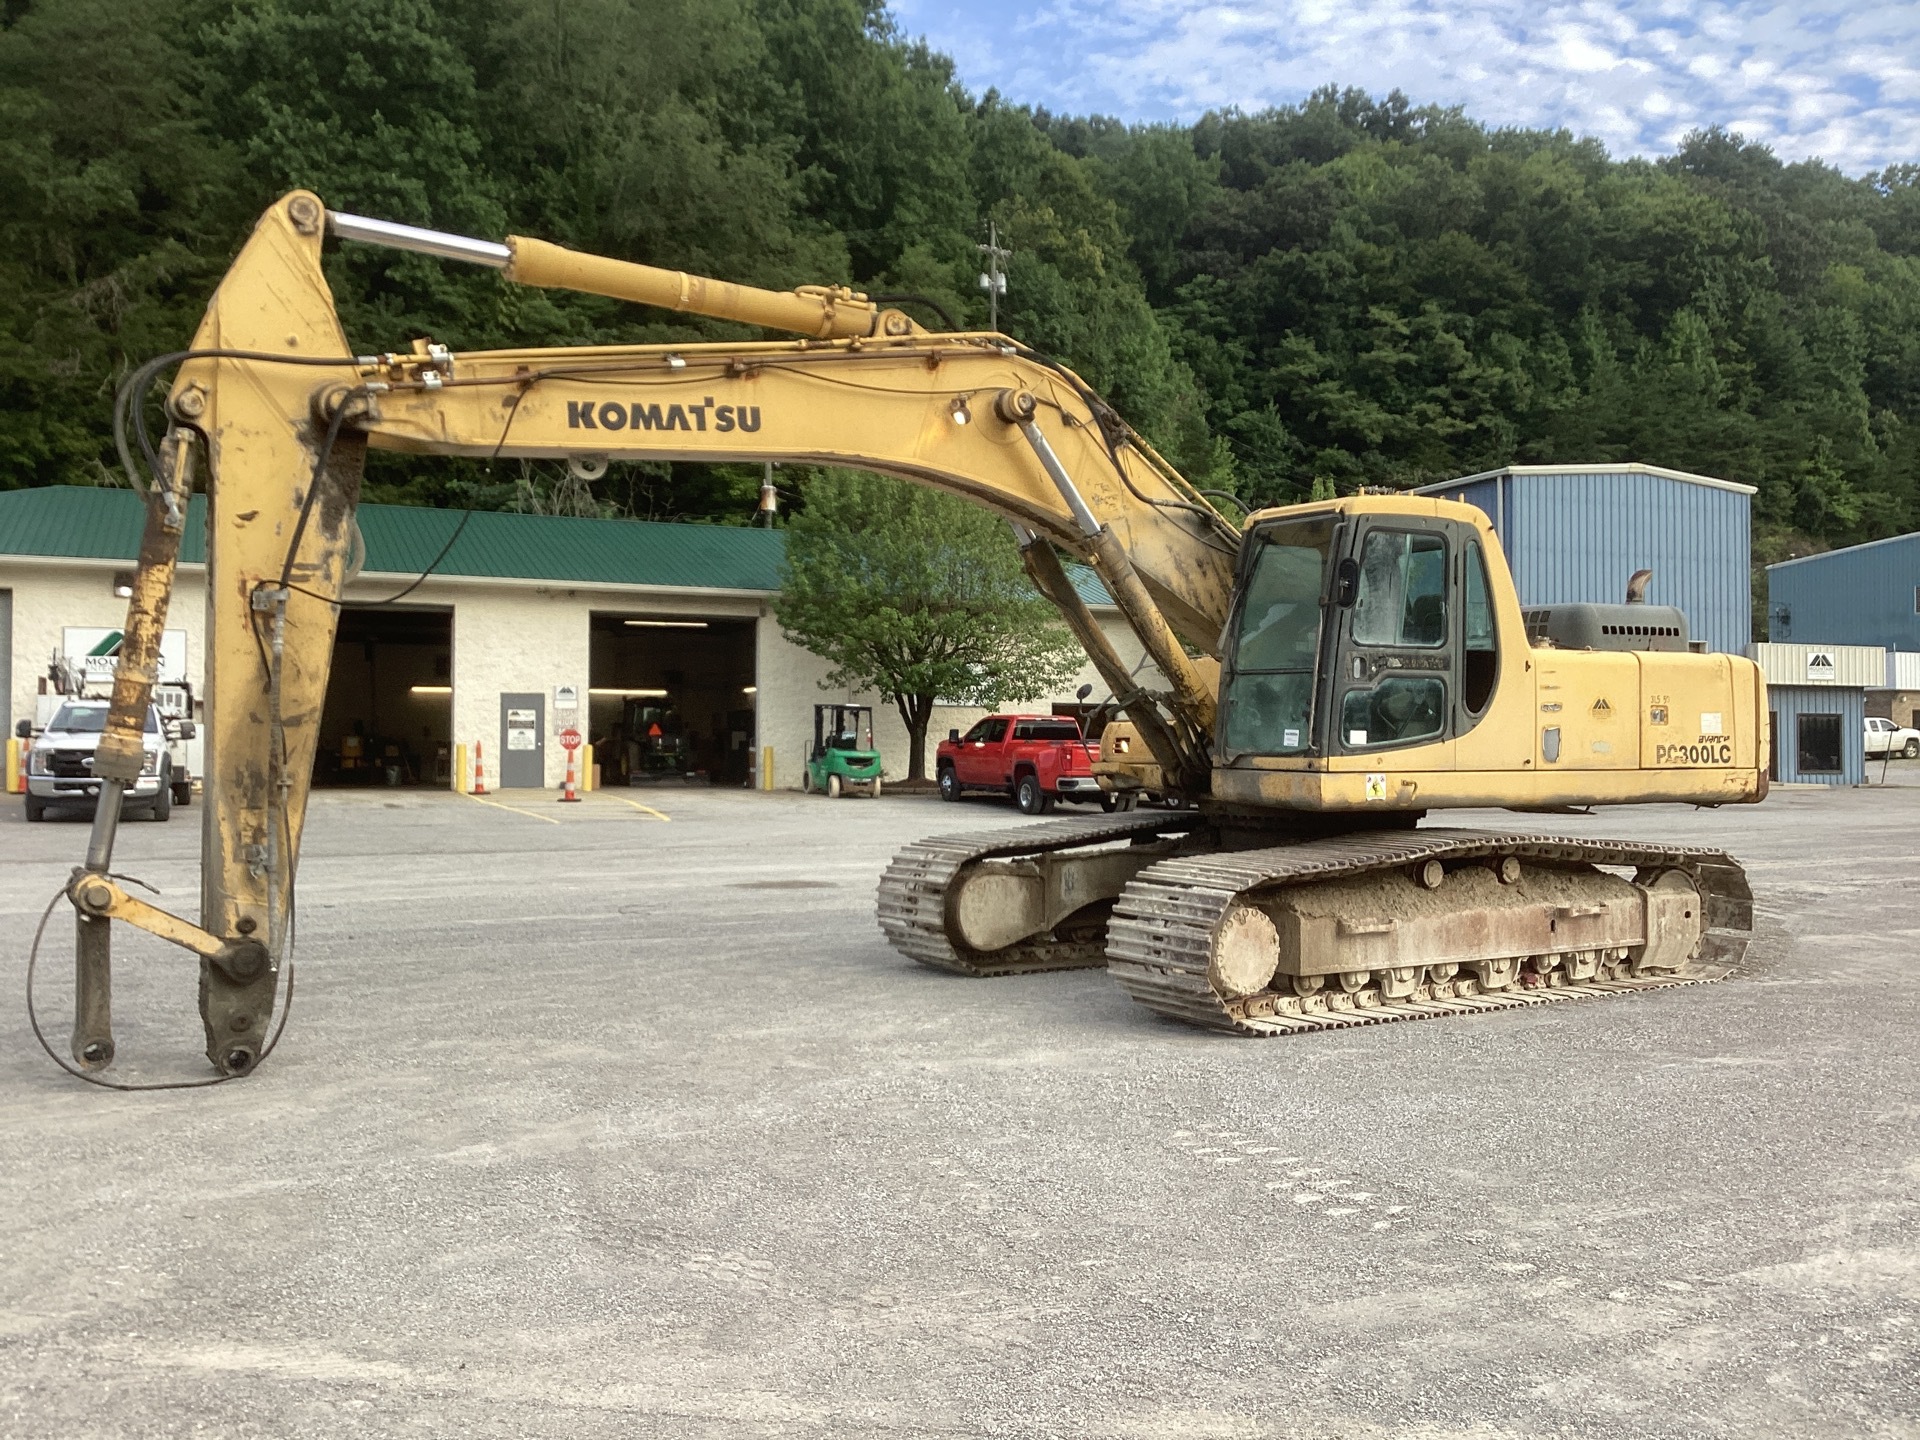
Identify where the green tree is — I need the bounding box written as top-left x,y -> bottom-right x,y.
0,0 -> 247,488
775,470 -> 1084,779
4,3 -> 1919,571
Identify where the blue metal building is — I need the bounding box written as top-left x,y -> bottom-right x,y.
1767,533 -> 1920,652
1412,464 -> 1755,654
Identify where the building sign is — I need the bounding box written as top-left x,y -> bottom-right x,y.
62,627 -> 188,689
506,707 -> 537,751
554,684 -> 580,711
1806,650 -> 1837,683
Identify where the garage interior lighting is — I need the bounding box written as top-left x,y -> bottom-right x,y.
590,687 -> 669,697
409,685 -> 452,695
741,686 -> 757,695
624,619 -> 707,628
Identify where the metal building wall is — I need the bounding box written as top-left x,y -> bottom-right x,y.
1417,469 -> 1752,654
1765,683 -> 1865,785
1767,534 -> 1920,653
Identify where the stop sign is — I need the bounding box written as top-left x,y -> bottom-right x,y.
558,726 -> 583,752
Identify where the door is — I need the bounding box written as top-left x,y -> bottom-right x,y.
957,717 -> 1007,785
500,692 -> 545,787
1332,523 -> 1454,758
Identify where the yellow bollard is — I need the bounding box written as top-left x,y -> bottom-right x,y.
582,743 -> 594,793
5,737 -> 21,794
453,742 -> 469,793
761,745 -> 774,791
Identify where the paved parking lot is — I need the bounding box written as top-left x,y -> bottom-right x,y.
1,781 -> 1915,1437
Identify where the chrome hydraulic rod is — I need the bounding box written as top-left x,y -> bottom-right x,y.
326,211 -> 510,267
325,209 -> 893,339
998,391 -> 1219,738
73,913 -> 114,1068
75,764 -> 122,1068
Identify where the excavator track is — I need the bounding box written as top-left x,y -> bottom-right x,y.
877,810 -> 1211,976
1107,828 -> 1753,1035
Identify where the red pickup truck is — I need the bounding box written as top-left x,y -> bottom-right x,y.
936,714 -> 1102,814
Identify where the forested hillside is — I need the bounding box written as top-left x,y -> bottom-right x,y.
3,0 -> 1917,570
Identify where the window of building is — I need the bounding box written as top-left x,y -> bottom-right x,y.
1796,713 -> 1842,774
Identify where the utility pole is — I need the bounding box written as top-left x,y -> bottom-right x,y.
758,462 -> 778,528
976,221 -> 1010,332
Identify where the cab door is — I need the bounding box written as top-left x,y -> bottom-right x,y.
1327,521 -> 1458,765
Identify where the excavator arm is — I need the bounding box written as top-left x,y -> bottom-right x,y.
63,191 -> 1240,1077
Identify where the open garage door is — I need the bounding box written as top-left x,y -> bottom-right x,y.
590,612 -> 755,786
316,605 -> 454,787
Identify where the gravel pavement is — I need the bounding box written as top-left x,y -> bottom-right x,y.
1,778 -> 1915,1437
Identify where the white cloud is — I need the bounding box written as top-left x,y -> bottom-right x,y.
889,0 -> 1920,173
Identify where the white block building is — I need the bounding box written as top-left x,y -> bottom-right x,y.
1,487 -> 1154,792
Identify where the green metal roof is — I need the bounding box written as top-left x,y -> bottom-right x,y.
0,485 -> 1115,603
0,485 -> 785,592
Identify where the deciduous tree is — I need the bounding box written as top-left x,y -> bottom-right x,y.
775,470 -> 1083,780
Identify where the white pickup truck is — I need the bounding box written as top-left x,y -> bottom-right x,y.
18,700 -> 194,821
1864,716 -> 1920,759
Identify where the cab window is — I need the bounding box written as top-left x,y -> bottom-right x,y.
1342,677 -> 1446,748
1352,531 -> 1446,647
1463,540 -> 1496,715
1222,519 -> 1334,756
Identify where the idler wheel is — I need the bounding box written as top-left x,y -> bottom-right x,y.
1208,905 -> 1280,999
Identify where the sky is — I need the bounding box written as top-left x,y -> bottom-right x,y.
889,0 -> 1920,176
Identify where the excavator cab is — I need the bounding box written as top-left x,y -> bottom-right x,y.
1220,507 -> 1500,764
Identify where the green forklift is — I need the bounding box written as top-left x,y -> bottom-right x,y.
802,703 -> 883,798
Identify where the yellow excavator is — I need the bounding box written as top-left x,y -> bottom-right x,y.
51,192 -> 1764,1079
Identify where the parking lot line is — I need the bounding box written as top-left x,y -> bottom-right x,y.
461,792 -> 562,825
596,793 -> 671,821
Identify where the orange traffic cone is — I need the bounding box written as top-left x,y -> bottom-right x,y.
472,738 -> 488,795
559,747 -> 581,802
